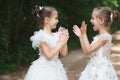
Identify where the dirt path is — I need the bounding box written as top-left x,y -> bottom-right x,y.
0,30 -> 120,80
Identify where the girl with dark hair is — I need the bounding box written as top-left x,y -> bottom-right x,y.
24,5 -> 69,80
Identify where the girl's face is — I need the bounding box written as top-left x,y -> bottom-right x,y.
48,10 -> 59,29
90,11 -> 102,31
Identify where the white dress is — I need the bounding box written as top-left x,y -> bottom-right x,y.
24,30 -> 68,80
79,33 -> 118,80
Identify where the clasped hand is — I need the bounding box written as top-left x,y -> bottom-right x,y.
59,27 -> 69,44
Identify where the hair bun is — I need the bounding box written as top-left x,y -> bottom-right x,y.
32,5 -> 41,18
112,10 -> 119,22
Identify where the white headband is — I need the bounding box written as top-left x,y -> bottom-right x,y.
110,12 -> 113,22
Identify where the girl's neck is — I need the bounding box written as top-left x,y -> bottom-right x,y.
43,26 -> 53,35
98,26 -> 109,35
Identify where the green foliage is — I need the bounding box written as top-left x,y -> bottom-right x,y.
0,25 -> 8,54
0,0 -> 120,73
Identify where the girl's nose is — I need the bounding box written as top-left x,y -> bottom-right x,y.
57,20 -> 59,23
90,19 -> 92,22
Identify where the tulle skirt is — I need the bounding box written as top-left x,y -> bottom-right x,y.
79,57 -> 118,80
24,58 -> 68,80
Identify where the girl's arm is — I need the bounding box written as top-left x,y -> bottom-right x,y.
82,33 -> 107,55
60,43 -> 68,57
39,32 -> 69,60
80,21 -> 107,55
73,25 -> 87,54
59,28 -> 69,56
73,21 -> 108,55
79,36 -> 88,54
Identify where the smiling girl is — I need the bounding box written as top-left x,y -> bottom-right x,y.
24,5 -> 69,80
73,7 -> 119,80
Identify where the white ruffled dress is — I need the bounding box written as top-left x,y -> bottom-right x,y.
79,33 -> 118,80
24,30 -> 68,80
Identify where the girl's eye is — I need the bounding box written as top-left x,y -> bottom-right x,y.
55,17 -> 58,19
91,17 -> 93,19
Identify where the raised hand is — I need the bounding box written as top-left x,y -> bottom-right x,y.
81,21 -> 87,34
73,25 -> 82,38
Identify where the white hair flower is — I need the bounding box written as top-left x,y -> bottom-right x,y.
39,6 -> 43,10
110,12 -> 113,22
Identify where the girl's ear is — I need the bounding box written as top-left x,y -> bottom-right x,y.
98,18 -> 104,25
44,17 -> 50,24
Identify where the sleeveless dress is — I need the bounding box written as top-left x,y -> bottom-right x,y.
79,33 -> 118,80
24,30 -> 68,80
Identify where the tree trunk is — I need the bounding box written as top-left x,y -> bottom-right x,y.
14,0 -> 24,44
6,0 -> 11,54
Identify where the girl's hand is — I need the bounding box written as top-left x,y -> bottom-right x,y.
59,27 -> 69,35
81,21 -> 87,34
73,25 -> 82,38
59,27 -> 69,39
59,27 -> 66,32
59,29 -> 69,44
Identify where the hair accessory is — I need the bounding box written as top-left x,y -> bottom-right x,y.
37,13 -> 40,17
110,12 -> 113,22
36,6 -> 43,18
39,6 -> 43,10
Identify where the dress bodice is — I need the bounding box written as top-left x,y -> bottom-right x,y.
91,33 -> 112,59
